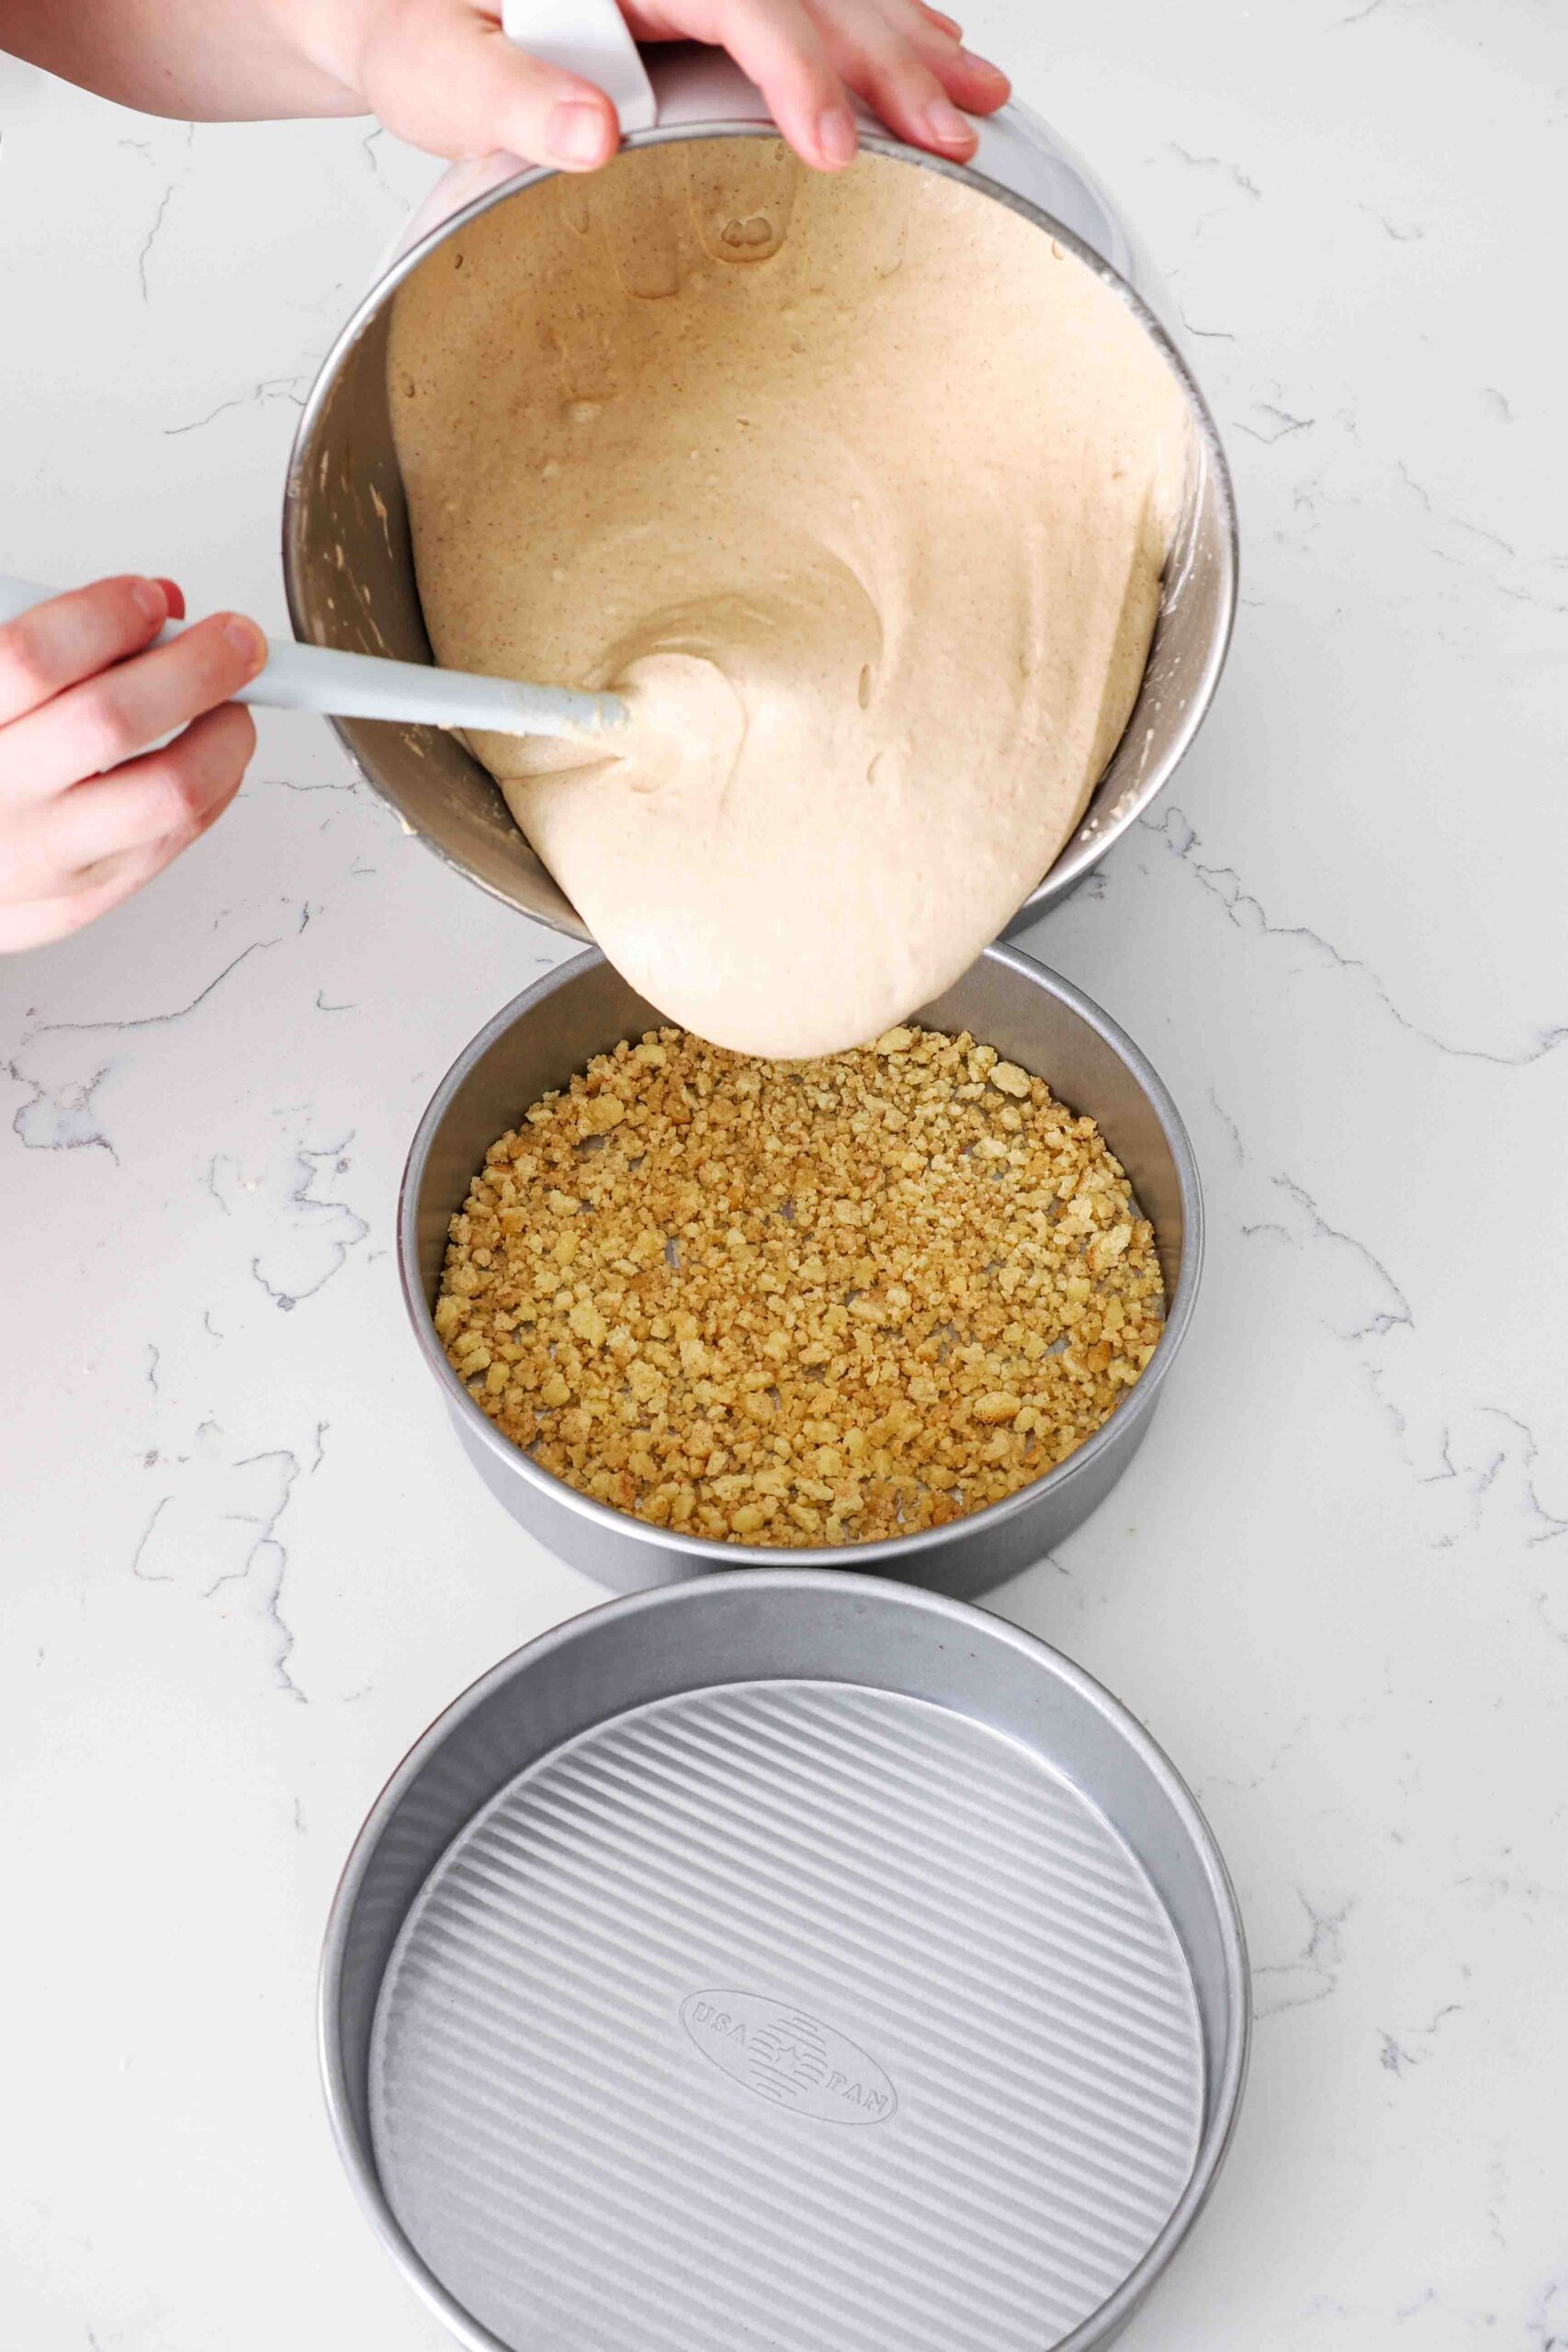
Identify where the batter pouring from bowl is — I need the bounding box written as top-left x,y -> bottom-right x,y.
390,141 -> 1192,1057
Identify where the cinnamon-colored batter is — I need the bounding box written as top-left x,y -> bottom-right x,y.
390,141 -> 1190,1057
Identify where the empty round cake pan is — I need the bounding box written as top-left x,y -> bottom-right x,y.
399,941 -> 1202,1598
322,1571 -> 1248,2352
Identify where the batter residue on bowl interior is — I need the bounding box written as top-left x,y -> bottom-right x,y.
389,141 -> 1192,1058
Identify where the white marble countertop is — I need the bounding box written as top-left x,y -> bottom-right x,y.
4,4 -> 1564,2345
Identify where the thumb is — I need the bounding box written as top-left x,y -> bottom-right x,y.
360,9 -> 619,169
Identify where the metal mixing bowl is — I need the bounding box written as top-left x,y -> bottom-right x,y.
399,942 -> 1201,1595
283,57 -> 1237,936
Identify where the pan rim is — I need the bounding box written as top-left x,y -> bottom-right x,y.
321,1567 -> 1248,2352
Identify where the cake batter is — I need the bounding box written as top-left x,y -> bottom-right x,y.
390,141 -> 1191,1057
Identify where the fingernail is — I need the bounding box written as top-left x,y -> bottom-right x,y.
817,108 -> 859,167
131,578 -> 166,625
961,47 -> 1010,87
547,102 -> 610,168
222,616 -> 266,673
925,96 -> 976,148
154,577 -> 186,620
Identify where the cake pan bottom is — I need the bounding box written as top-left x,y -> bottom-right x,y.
324,1575 -> 1248,2352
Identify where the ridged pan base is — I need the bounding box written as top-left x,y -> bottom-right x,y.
370,1678 -> 1205,2352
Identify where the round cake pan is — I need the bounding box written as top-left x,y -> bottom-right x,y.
399,941 -> 1202,1597
322,1571 -> 1249,2352
282,58 -> 1236,939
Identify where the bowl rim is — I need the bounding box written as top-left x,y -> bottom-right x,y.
281,120 -> 1238,923
321,1566 -> 1250,2352
396,939 -> 1204,1572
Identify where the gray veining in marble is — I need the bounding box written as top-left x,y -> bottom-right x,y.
2,4 -> 1565,2346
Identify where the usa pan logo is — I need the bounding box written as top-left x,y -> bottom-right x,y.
680,1990 -> 898,2125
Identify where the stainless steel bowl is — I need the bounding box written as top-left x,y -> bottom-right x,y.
400,941 -> 1201,1595
322,1569 -> 1248,2352
283,56 -> 1237,937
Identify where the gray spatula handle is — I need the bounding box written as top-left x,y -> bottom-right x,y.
0,575 -> 626,741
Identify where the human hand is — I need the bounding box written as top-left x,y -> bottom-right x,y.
325,0 -> 1010,176
0,578 -> 264,952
